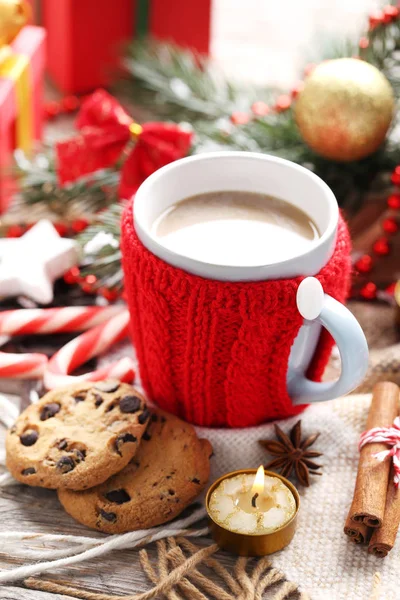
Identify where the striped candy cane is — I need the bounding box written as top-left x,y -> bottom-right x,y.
0,305 -> 124,336
44,310 -> 135,389
0,352 -> 48,379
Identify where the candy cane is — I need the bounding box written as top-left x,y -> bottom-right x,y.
0,352 -> 48,379
44,310 -> 135,389
0,305 -> 124,336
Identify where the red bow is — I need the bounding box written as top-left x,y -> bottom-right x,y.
56,89 -> 193,199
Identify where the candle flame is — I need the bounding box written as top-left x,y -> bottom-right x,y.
252,465 -> 265,495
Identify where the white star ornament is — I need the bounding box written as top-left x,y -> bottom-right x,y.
0,220 -> 80,304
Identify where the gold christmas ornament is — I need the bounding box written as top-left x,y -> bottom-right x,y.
0,0 -> 30,47
294,58 -> 394,162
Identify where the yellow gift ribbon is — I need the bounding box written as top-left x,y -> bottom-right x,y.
0,48 -> 33,153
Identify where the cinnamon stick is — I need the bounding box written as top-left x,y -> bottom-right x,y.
344,513 -> 370,544
349,382 -> 399,528
368,468 -> 400,557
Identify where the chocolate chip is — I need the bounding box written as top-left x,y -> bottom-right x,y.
21,467 -> 36,475
56,456 -> 76,473
100,510 -> 117,522
94,394 -> 103,407
20,430 -> 38,446
58,439 -> 68,450
119,395 -> 141,413
73,394 -> 86,403
105,489 -> 131,504
168,489 -> 175,495
74,449 -> 86,462
94,380 -> 120,393
160,416 -> 167,423
138,408 -> 151,424
142,430 -> 151,441
151,414 -> 158,422
40,403 -> 60,421
192,478 -> 201,484
115,433 -> 137,455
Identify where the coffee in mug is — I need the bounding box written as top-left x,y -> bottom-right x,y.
152,191 -> 320,266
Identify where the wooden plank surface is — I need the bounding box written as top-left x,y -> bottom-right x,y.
0,425 -> 221,599
2,588 -> 68,599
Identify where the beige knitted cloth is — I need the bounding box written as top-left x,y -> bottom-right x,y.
197,393 -> 397,600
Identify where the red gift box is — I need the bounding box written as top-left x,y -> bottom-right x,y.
43,0 -> 134,94
0,25 -> 46,213
150,0 -> 212,56
43,0 -> 212,94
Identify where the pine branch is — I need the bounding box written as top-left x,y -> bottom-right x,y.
119,40 -> 276,122
197,109 -> 398,212
360,18 -> 400,92
2,147 -> 120,227
77,203 -> 124,291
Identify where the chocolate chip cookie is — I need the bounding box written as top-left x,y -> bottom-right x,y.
6,381 -> 149,490
58,409 -> 213,533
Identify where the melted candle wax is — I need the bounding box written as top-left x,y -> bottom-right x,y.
209,466 -> 296,535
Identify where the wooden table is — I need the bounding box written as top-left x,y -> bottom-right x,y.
0,417 -> 222,599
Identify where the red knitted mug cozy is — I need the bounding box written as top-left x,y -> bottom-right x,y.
121,202 -> 352,428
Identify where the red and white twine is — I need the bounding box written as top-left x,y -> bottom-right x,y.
359,416 -> 400,487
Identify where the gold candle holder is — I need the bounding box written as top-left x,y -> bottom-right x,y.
206,469 -> 300,557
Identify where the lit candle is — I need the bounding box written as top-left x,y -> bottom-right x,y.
206,467 -> 299,556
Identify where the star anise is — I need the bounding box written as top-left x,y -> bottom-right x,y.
259,420 -> 323,486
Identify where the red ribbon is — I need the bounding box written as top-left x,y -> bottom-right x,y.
56,89 -> 193,199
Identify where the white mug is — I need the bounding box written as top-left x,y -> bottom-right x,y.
133,152 -> 368,408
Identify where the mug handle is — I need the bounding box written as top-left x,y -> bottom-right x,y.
288,278 -> 369,404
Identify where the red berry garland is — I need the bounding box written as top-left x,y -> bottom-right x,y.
388,194 -> 400,210
44,96 -> 81,121
71,219 -> 90,233
355,255 -> 373,274
382,218 -> 398,235
391,167 -> 400,186
360,282 -> 378,300
274,95 -> 292,112
6,225 -> 25,238
100,287 -> 119,302
81,274 -> 98,294
354,163 -> 400,300
63,267 -> 81,285
230,112 -> 250,125
373,237 -> 390,256
251,102 -> 270,117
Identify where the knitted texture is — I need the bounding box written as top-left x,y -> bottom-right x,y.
121,202 -> 351,428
